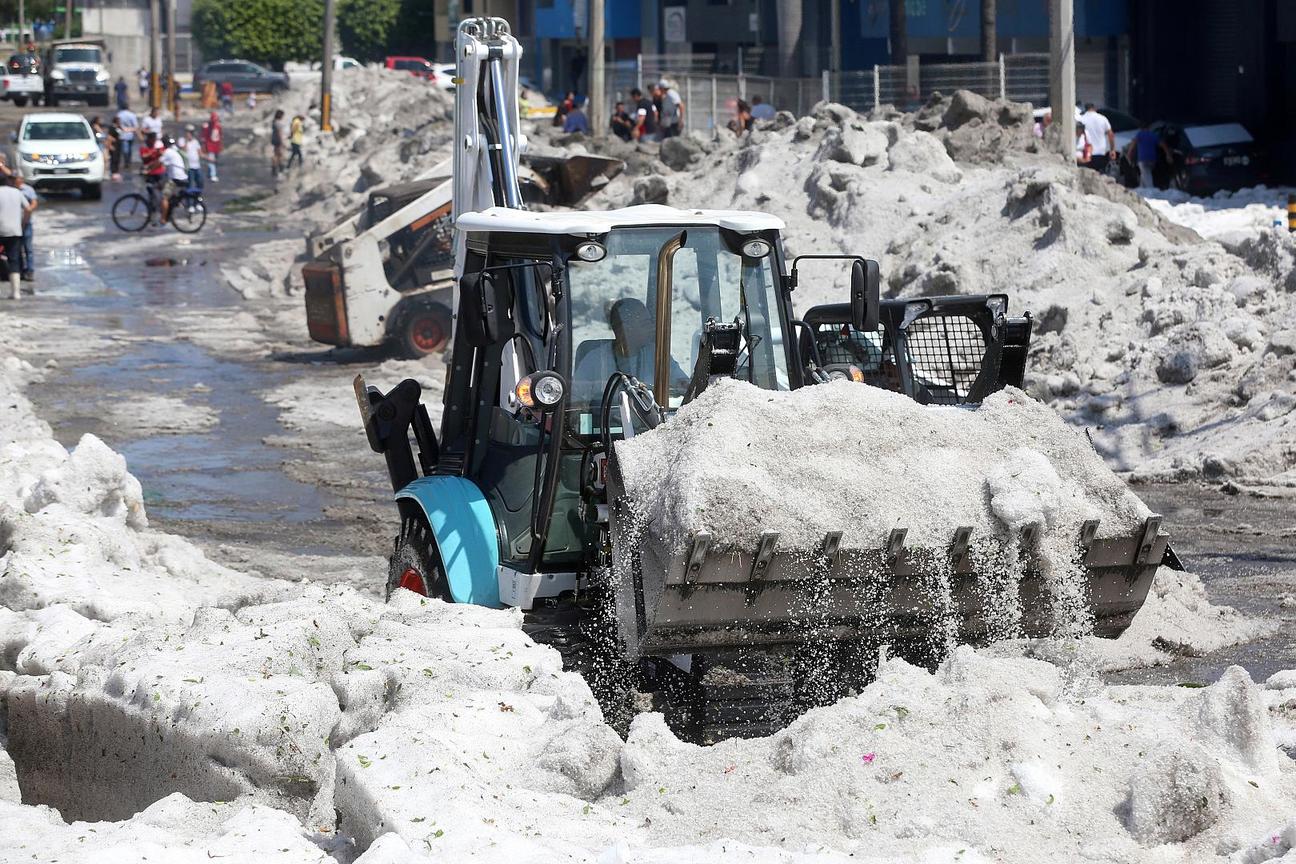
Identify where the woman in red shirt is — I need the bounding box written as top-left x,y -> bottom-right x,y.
201,112 -> 222,182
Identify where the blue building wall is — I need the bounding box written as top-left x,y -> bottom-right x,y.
534,0 -> 642,40
845,0 -> 1127,68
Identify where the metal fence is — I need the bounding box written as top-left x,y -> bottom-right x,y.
596,52 -> 1050,138
835,53 -> 1050,114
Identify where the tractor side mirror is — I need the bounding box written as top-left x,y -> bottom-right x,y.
851,259 -> 880,333
458,269 -> 514,347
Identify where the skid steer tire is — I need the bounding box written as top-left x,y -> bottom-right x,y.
395,301 -> 452,359
387,516 -> 452,602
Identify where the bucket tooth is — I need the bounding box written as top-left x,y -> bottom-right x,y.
818,531 -> 843,579
950,526 -> 974,572
1078,519 -> 1100,558
679,532 -> 712,587
885,528 -> 908,569
1020,522 -> 1041,565
749,532 -> 780,583
1135,515 -> 1163,565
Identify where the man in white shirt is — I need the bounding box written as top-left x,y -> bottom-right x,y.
158,137 -> 188,224
179,124 -> 203,189
0,176 -> 33,299
655,79 -> 683,139
141,107 -> 164,138
1079,104 -> 1115,173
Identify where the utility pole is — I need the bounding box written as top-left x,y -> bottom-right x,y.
166,0 -> 177,118
830,0 -> 841,74
320,0 -> 336,131
589,0 -> 604,138
149,0 -> 161,110
981,0 -> 996,61
1048,0 -> 1074,158
888,0 -> 906,65
64,0 -> 72,39
17,0 -> 25,47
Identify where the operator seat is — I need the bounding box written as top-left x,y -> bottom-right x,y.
573,298 -> 671,404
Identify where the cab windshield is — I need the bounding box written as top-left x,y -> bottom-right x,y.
565,225 -> 788,430
53,48 -> 102,64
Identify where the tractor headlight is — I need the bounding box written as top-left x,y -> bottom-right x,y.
740,238 -> 771,258
49,69 -> 65,80
95,70 -> 110,82
574,241 -> 606,263
515,371 -> 566,411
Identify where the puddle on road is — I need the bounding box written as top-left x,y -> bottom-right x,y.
31,220 -> 339,541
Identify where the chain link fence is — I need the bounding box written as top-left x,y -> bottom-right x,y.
835,53 -> 1049,115
597,52 -> 1050,138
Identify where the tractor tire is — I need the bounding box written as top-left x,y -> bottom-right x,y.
386,515 -> 452,602
396,301 -> 452,359
45,94 -> 56,107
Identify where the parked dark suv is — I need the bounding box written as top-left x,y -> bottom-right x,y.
193,59 -> 289,94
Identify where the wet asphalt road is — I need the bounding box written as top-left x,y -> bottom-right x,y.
1,100 -> 1293,682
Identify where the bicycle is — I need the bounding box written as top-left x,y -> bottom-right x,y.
112,182 -> 208,234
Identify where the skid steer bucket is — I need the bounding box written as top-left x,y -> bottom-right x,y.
605,457 -> 1169,658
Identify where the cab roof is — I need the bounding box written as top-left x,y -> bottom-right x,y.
456,204 -> 785,236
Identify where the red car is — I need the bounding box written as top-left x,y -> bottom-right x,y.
384,56 -> 446,86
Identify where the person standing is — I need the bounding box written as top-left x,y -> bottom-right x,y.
1125,121 -> 1171,189
270,109 -> 286,176
219,81 -> 234,114
201,112 -> 222,182
749,94 -> 776,121
655,79 -> 683,139
115,105 -> 139,168
286,115 -> 305,171
114,75 -> 129,110
0,176 -> 33,300
629,87 -> 657,141
137,67 -> 148,99
14,173 -> 35,282
141,107 -> 163,139
609,101 -> 633,141
107,116 -> 123,179
1079,103 -> 1114,173
180,124 -> 203,189
1074,122 -> 1092,166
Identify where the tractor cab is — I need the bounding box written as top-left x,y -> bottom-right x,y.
417,205 -> 867,608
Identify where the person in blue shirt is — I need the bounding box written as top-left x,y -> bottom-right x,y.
1125,122 -> 1172,189
562,97 -> 590,134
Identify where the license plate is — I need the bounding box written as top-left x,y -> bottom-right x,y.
54,168 -> 69,174
1223,155 -> 1249,166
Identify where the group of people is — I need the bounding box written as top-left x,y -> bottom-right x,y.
1036,103 -> 1171,189
100,106 -> 223,186
270,110 -> 306,176
554,80 -> 686,142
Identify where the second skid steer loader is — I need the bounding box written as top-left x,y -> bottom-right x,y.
354,17 -> 1179,743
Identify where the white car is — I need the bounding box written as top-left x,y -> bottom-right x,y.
15,112 -> 104,199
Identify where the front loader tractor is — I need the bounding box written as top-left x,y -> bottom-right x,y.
354,17 -> 1173,742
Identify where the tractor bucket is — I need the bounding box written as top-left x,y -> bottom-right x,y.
521,153 -> 624,206
605,455 -> 1169,658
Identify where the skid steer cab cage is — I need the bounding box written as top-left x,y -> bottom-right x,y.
799,294 -> 1033,405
